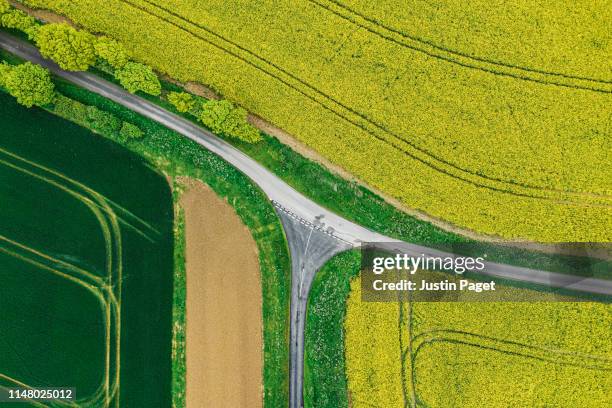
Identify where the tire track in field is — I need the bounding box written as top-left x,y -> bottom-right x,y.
0,146 -> 157,243
405,304 -> 432,408
397,297 -> 410,408
410,331 -> 612,407
0,151 -> 121,406
0,248 -> 112,408
308,0 -> 612,93
0,153 -> 123,407
0,374 -> 59,408
411,329 -> 612,371
118,0 -> 612,207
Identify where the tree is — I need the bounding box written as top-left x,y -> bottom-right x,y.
167,91 -> 195,113
3,62 -> 55,107
52,93 -> 88,124
114,62 -> 161,95
233,122 -> 262,143
35,23 -> 96,71
86,105 -> 121,134
94,36 -> 129,69
199,99 -> 262,143
0,61 -> 11,87
119,121 -> 144,140
1,9 -> 38,37
199,99 -> 234,133
0,0 -> 10,15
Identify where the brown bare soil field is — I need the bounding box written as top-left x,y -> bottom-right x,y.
180,178 -> 262,408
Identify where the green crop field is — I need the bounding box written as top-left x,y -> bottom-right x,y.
19,0 -> 612,241
0,91 -> 174,407
326,0 -> 611,81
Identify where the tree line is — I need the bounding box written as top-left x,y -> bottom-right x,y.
0,0 -> 261,143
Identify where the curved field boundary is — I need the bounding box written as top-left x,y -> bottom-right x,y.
410,329 -> 612,407
0,151 -> 123,408
0,146 -> 155,242
0,245 -> 116,408
308,0 -> 612,93
0,373 -> 56,408
411,329 -> 612,371
0,156 -> 119,407
116,0 -> 611,207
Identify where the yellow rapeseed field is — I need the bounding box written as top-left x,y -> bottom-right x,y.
20,0 -> 612,241
326,0 -> 612,81
344,275 -> 612,407
412,300 -> 612,407
344,278 -> 405,407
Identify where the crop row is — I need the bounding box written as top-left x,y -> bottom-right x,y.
344,278 -> 406,407
18,0 -> 612,241
414,341 -> 611,407
410,290 -> 612,406
324,0 -> 612,83
116,0 -> 612,205
344,276 -> 612,407
308,0 -> 612,93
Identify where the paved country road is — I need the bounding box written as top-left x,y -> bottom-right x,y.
2,31 -> 611,408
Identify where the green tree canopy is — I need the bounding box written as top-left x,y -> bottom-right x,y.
114,62 -> 161,95
94,36 -> 129,69
0,61 -> 12,87
199,99 -> 262,143
119,121 -> 144,140
167,91 -> 195,113
0,0 -> 10,14
232,121 -> 262,143
3,62 -> 55,108
35,23 -> 96,71
0,8 -> 38,39
199,99 -> 234,133
86,105 -> 121,134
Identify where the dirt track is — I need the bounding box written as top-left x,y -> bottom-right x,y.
180,179 -> 262,408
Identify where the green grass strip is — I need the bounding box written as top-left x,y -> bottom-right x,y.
304,250 -> 361,408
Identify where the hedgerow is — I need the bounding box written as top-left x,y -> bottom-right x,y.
51,93 -> 144,140
1,1 -> 266,143
119,121 -> 144,140
198,99 -> 262,143
0,61 -> 10,85
0,8 -> 37,38
0,3 -> 161,96
17,0 -> 612,241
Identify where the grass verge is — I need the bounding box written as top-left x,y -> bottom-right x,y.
304,250 -> 361,408
171,203 -> 186,408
